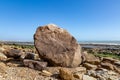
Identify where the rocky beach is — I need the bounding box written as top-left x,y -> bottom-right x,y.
0,24 -> 120,80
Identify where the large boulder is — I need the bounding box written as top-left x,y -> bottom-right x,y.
34,24 -> 82,67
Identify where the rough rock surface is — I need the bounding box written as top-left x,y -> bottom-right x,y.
21,52 -> 35,60
0,62 -> 7,73
0,67 -> 59,80
23,59 -> 47,70
83,75 -> 97,80
83,63 -> 97,70
83,51 -> 100,65
34,24 -> 82,67
101,62 -> 114,70
87,69 -> 120,80
59,68 -> 74,80
3,48 -> 22,59
0,52 -> 7,60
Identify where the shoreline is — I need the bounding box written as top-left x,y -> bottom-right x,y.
1,41 -> 120,45
80,44 -> 120,49
1,41 -> 120,49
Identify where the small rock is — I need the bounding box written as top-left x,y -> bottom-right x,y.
23,59 -> 47,70
101,62 -> 114,70
0,62 -> 7,73
71,67 -> 86,79
102,57 -> 117,63
83,75 -> 97,80
3,49 -> 22,59
0,52 -> 7,60
21,52 -> 35,60
108,71 -> 117,75
34,53 -> 40,60
6,62 -> 20,67
83,63 -> 97,70
73,72 -> 84,80
40,70 -> 53,77
59,68 -> 74,80
83,52 -> 100,65
73,67 -> 86,73
114,61 -> 120,66
46,67 -> 61,74
0,47 -> 5,52
87,68 -> 120,80
114,66 -> 120,74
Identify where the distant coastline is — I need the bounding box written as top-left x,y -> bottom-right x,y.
1,40 -> 120,52
79,41 -> 120,50
0,41 -> 34,45
79,41 -> 120,45
1,41 -> 120,46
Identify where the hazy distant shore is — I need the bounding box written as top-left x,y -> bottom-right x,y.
79,41 -> 120,50
1,41 -> 120,45
0,41 -> 34,45
1,41 -> 120,50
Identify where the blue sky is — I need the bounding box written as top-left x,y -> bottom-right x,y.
0,0 -> 120,41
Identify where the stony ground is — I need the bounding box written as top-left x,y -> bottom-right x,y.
0,66 -> 59,80
0,44 -> 120,80
0,59 -> 61,80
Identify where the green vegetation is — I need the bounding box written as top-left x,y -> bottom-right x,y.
11,44 -> 35,49
94,52 -> 120,60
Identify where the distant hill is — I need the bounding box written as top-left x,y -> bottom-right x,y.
0,41 -> 34,45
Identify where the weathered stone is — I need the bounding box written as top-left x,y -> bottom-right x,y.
46,67 -> 61,74
71,67 -> 86,80
83,52 -> 100,65
73,72 -> 84,80
23,59 -> 47,70
40,70 -> 53,77
108,71 -> 117,75
114,66 -> 120,74
3,48 -> 22,59
6,59 -> 22,67
0,52 -> 7,60
102,57 -> 117,63
0,47 -> 5,52
0,62 -> 7,73
114,61 -> 120,66
59,68 -> 74,80
34,53 -> 40,60
73,67 -> 86,73
34,24 -> 82,67
21,52 -> 35,60
101,62 -> 114,70
6,62 -> 19,67
83,63 -> 97,70
83,75 -> 97,80
87,70 -> 108,80
88,69 -> 120,80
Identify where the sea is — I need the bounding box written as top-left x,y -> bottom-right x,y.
78,41 -> 120,45
1,41 -> 120,46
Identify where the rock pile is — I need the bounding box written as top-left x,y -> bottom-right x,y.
0,24 -> 120,80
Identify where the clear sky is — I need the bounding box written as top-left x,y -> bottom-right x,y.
0,0 -> 120,41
